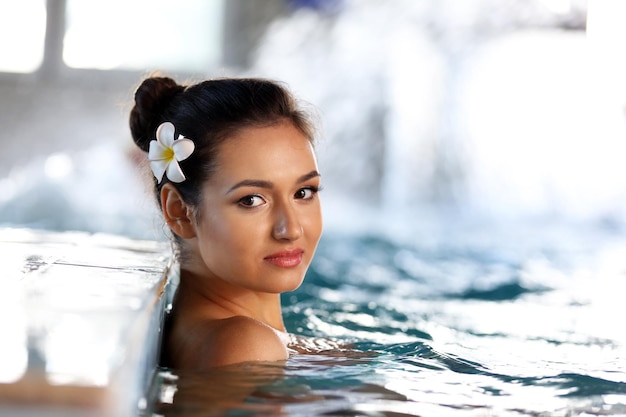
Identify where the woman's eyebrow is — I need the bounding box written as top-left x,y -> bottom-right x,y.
227,171 -> 320,194
227,179 -> 273,193
297,170 -> 321,183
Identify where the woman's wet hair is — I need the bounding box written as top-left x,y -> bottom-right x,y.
129,76 -> 316,209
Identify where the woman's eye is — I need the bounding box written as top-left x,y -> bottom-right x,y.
238,195 -> 265,208
295,187 -> 318,200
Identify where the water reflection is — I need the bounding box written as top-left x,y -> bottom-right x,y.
153,363 -> 288,416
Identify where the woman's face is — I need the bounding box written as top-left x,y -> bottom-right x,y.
189,121 -> 323,294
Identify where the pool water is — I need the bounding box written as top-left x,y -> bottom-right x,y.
148,220 -> 626,416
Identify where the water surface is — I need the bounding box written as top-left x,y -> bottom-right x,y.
150,220 -> 626,416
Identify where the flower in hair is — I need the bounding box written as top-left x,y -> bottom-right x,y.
148,122 -> 195,183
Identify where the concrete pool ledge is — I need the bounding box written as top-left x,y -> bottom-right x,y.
0,228 -> 175,417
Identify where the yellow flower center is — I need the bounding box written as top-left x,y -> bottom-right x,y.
164,147 -> 175,162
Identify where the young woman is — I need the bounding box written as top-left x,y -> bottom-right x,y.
129,76 -> 323,369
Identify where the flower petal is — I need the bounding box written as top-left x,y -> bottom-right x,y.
172,138 -> 195,161
166,160 -> 186,183
157,122 -> 176,147
150,160 -> 168,183
148,139 -> 168,161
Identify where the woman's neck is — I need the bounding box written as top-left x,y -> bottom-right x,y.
175,266 -> 287,332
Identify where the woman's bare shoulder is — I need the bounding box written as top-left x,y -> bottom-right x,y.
172,315 -> 289,369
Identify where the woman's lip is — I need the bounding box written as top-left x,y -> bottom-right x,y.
264,249 -> 304,268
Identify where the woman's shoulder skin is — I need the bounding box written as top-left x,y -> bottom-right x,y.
168,315 -> 290,369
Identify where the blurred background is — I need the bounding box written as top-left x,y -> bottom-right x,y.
0,0 -> 625,240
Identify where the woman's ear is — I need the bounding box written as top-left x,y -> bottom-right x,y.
161,184 -> 196,239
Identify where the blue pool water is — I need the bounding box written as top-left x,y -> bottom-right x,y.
149,219 -> 626,417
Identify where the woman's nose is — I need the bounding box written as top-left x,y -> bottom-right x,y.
272,204 -> 303,241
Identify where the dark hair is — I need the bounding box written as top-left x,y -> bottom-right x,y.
129,76 -> 316,210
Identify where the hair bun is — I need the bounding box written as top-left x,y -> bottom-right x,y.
129,76 -> 185,152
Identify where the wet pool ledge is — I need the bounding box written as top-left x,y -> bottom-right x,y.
0,228 -> 175,417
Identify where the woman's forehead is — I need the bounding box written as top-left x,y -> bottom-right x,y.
210,123 -> 318,186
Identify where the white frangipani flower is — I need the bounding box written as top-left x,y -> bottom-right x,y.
148,122 -> 195,183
